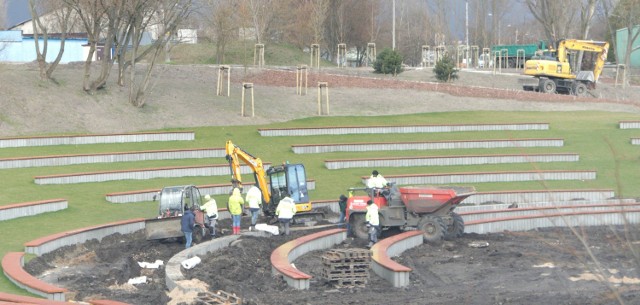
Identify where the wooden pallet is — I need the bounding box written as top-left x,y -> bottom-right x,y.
322,249 -> 371,287
193,290 -> 242,305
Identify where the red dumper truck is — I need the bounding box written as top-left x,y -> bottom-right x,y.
346,184 -> 475,243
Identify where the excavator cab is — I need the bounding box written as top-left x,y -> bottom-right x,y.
146,185 -> 206,241
265,163 -> 311,216
225,140 -> 319,223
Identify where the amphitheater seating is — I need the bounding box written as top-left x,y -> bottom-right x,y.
292,138 -> 564,154
270,228 -> 346,289
462,201 -> 640,234
0,199 -> 67,222
33,163 -> 270,185
619,121 -> 640,129
259,123 -> 549,136
369,230 -> 423,288
460,189 -> 616,205
0,131 -> 194,148
24,219 -> 145,256
325,153 -> 578,169
105,180 -> 316,204
0,148 -> 224,169
360,170 -> 596,185
1,252 -> 67,301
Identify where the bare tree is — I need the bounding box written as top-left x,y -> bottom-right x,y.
128,0 -> 192,107
28,0 -> 74,81
525,0 -> 579,47
394,0 -> 430,66
244,0 -> 276,43
310,0 -> 329,45
114,0 -> 157,86
574,0 -> 600,68
203,0 -> 237,64
604,0 -> 640,84
64,0 -> 111,93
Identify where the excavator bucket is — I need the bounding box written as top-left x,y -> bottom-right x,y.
145,217 -> 182,240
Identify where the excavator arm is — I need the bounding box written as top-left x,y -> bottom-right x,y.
224,140 -> 318,221
556,39 -> 609,82
225,140 -> 271,204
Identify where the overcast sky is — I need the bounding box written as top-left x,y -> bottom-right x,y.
5,0 -> 30,28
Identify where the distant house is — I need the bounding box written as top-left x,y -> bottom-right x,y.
1,7 -> 196,63
0,30 -> 90,63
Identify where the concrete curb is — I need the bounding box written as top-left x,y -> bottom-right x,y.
370,231 -> 423,288
0,199 -> 67,222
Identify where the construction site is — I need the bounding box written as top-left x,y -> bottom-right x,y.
1,61 -> 640,305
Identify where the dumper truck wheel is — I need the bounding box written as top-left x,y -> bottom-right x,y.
444,212 -> 464,240
418,216 -> 446,243
350,214 -> 369,240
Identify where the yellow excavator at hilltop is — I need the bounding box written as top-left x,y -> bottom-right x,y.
521,39 -> 609,96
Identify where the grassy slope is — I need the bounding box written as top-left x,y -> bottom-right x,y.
2,43 -> 640,295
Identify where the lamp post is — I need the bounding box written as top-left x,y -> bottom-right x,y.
465,0 -> 469,49
392,0 -> 396,50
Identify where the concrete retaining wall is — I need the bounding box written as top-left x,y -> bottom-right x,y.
293,138 -> 564,154
106,180 -> 316,204
370,231 -> 423,288
271,229 -> 347,290
0,199 -> 68,221
326,153 -> 578,169
460,189 -> 616,205
619,121 -> 640,129
459,199 -> 637,219
165,235 -> 242,291
464,204 -> 640,234
362,170 -> 596,186
259,123 -> 549,136
0,148 -> 224,169
34,163 -> 271,185
24,219 -> 146,256
0,131 -> 195,148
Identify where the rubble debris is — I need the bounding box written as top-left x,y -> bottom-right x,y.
468,241 -> 489,248
127,276 -> 147,285
181,256 -> 202,269
138,260 -> 164,269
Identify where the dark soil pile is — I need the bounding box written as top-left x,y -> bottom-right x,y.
25,224 -> 640,305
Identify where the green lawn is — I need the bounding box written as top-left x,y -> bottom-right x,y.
2,110 -> 640,295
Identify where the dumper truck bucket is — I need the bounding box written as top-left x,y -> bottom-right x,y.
145,217 -> 182,240
399,185 -> 475,214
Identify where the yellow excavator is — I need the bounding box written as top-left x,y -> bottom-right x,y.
521,39 -> 609,96
225,140 -> 324,223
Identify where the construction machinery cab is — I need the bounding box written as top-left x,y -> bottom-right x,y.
265,163 -> 310,216
154,185 -> 203,218
146,185 -> 211,241
225,140 -> 319,223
